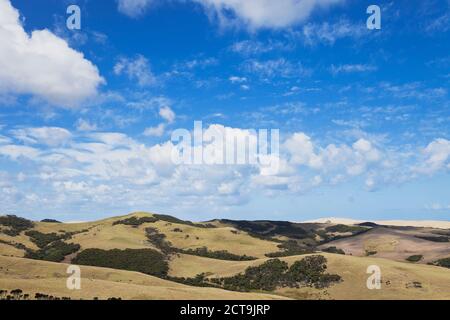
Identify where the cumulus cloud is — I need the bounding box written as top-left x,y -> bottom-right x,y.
144,123 -> 166,137
0,0 -> 104,106
159,106 -> 176,123
117,0 -> 344,30
193,0 -> 344,30
415,138 -> 450,174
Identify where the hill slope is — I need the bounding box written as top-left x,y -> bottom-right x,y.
0,255 -> 287,300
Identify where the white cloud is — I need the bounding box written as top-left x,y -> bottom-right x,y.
144,123 -> 166,137
75,119 -> 98,132
0,0 -> 104,106
159,106 -> 176,123
0,144 -> 39,160
243,58 -> 309,79
193,0 -> 344,30
230,39 -> 292,56
11,127 -> 72,147
229,76 -> 247,83
117,0 -> 155,18
114,55 -> 156,86
415,138 -> 450,174
299,19 -> 366,45
331,64 -> 377,74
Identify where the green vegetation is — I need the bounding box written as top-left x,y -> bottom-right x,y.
322,246 -> 346,255
0,239 -> 28,251
73,248 -> 169,277
430,257 -> 450,269
40,219 -> 61,223
366,250 -> 377,256
145,227 -> 174,254
167,273 -> 218,288
266,240 -> 314,257
0,215 -> 34,236
153,214 -> 215,228
25,230 -> 67,248
406,255 -> 423,263
212,255 -> 341,292
325,224 -> 368,234
25,241 -> 80,262
179,247 -> 257,261
415,235 -> 449,243
112,216 -> 158,227
221,220 -> 313,241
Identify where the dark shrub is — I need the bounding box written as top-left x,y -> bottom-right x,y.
112,216 -> 158,227
406,255 -> 423,263
322,246 -> 345,255
0,215 -> 34,236
25,241 -> 80,262
73,248 -> 169,277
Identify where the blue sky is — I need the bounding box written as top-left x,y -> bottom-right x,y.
0,0 -> 449,222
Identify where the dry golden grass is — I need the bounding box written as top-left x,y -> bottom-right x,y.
150,220 -> 280,258
0,243 -> 24,258
2,212 -> 449,300
169,253 -> 450,300
0,256 -> 287,300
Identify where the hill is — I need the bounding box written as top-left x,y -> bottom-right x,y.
1,212 -> 449,300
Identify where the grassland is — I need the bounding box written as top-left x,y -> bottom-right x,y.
0,255 -> 287,300
169,253 -> 450,300
1,212 -> 449,300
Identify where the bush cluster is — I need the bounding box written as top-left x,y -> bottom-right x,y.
25,241 -> 80,262
322,246 -> 346,255
212,255 -> 341,292
112,216 -> 158,227
430,257 -> 450,268
0,215 -> 34,236
266,240 -> 314,258
178,247 -> 257,261
406,255 -> 423,263
72,248 -> 169,277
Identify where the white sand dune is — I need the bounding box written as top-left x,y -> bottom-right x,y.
304,217 -> 450,229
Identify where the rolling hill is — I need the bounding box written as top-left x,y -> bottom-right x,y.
0,212 -> 449,300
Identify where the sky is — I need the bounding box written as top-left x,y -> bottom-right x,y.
0,0 -> 449,222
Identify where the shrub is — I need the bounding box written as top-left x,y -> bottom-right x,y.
112,216 -> 158,227
73,248 -> 169,277
179,247 -> 257,261
406,255 -> 423,263
40,219 -> 61,223
322,246 -> 345,255
25,241 -> 80,262
153,214 -> 215,228
431,257 -> 450,268
415,236 -> 449,243
266,240 -> 314,258
325,224 -> 367,234
25,231 -> 65,248
0,215 -> 34,236
145,227 -> 174,254
216,255 -> 341,292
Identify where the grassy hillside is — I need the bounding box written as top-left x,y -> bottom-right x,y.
169,253 -> 450,300
0,256 -> 287,300
1,212 -> 449,300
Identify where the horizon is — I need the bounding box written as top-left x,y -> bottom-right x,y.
0,0 -> 449,222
